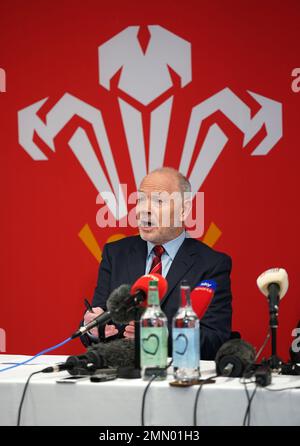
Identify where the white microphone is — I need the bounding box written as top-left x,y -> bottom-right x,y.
256,268 -> 289,369
257,268 -> 289,301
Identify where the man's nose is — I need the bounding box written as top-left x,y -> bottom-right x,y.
137,198 -> 152,213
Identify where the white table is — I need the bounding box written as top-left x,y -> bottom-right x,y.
0,355 -> 300,426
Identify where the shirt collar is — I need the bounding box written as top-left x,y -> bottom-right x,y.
147,231 -> 186,260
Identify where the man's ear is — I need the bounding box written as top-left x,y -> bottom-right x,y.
181,198 -> 192,222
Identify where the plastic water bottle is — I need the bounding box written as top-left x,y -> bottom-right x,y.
140,280 -> 168,380
172,280 -> 200,382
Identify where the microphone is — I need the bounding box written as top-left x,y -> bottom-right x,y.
41,363 -> 74,373
257,268 -> 289,370
71,274 -> 168,338
190,280 -> 217,319
257,268 -> 288,303
71,284 -> 131,339
130,273 -> 168,308
66,339 -> 135,375
107,273 -> 168,321
215,339 -> 256,377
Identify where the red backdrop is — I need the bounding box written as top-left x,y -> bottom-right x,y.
0,0 -> 299,360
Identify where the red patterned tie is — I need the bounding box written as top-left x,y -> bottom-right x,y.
149,245 -> 165,275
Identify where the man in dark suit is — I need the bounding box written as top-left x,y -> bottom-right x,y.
82,167 -> 232,360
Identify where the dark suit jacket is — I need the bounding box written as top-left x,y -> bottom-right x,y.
83,235 -> 232,360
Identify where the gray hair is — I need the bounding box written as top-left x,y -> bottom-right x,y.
149,167 -> 191,194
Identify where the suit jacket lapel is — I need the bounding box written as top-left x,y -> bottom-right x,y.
160,239 -> 197,306
127,237 -> 147,285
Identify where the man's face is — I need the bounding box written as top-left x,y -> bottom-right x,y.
136,172 -> 185,244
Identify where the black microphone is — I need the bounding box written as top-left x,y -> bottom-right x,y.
215,339 -> 256,377
71,284 -> 132,339
107,273 -> 168,321
71,274 -> 168,339
66,339 -> 135,375
41,363 -> 74,373
41,357 -> 98,374
107,286 -> 145,324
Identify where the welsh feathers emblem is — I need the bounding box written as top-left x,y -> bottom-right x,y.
18,25 -> 282,254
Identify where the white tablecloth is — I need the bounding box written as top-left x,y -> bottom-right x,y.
0,355 -> 300,426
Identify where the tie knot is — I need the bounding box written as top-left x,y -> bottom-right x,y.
153,245 -> 165,258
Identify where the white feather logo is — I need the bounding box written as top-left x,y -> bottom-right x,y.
18,25 -> 282,221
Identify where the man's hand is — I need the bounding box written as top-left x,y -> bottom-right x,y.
124,321 -> 135,339
83,307 -> 119,338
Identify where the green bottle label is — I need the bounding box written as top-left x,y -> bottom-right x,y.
147,287 -> 160,306
140,327 -> 168,368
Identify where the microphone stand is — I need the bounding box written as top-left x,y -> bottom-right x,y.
118,307 -> 141,379
268,284 -> 283,371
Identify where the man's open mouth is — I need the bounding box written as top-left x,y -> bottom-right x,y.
139,219 -> 157,228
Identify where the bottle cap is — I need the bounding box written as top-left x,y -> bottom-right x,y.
180,280 -> 190,288
149,280 -> 158,287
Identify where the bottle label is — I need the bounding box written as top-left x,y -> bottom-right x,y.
172,327 -> 200,368
147,289 -> 160,306
140,327 -> 168,368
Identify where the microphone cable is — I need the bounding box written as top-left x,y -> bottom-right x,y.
255,329 -> 271,362
141,374 -> 158,427
17,370 -> 43,426
240,329 -> 271,426
0,337 -> 72,373
240,328 -> 272,427
240,379 -> 300,426
241,377 -> 258,426
193,374 -> 218,426
141,360 -> 173,426
262,384 -> 300,392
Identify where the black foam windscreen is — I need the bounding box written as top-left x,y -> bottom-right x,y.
88,338 -> 135,368
67,339 -> 135,375
107,284 -> 145,324
215,339 -> 256,377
